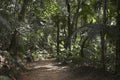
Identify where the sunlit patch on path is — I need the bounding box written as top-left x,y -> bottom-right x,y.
18,58 -> 114,80
33,63 -> 68,71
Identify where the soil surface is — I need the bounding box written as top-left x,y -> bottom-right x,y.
18,58 -> 114,80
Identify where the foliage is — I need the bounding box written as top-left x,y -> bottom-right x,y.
0,0 -> 120,77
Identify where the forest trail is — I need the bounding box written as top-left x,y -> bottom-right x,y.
18,58 -> 74,80
18,58 -> 114,80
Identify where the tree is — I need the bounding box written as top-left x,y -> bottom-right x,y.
52,14 -> 60,57
65,0 -> 72,50
100,0 -> 107,71
115,0 -> 120,74
8,0 -> 30,56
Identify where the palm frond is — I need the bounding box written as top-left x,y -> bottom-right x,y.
72,23 -> 118,41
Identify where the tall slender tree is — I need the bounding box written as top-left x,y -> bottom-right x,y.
115,0 -> 120,74
65,0 -> 72,50
72,0 -> 81,39
56,15 -> 60,57
100,0 -> 107,71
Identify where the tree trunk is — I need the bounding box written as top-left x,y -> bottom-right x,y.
72,0 -> 81,39
80,37 -> 88,57
100,0 -> 107,71
8,29 -> 18,55
115,0 -> 120,74
57,21 -> 60,56
8,0 -> 30,67
18,0 -> 30,21
66,0 -> 72,50
100,32 -> 105,70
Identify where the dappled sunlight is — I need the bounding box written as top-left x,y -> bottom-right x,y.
0,0 -> 118,79
32,60 -> 69,71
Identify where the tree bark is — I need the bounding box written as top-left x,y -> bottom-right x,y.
100,0 -> 107,71
100,31 -> 105,70
57,20 -> 60,56
66,0 -> 72,50
80,37 -> 88,57
115,0 -> 120,74
18,0 -> 30,21
8,0 -> 30,66
72,0 -> 81,39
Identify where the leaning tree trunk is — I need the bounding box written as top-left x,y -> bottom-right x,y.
8,0 -> 30,68
115,0 -> 120,74
9,0 -> 29,51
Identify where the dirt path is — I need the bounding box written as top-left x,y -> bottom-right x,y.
18,59 -> 74,80
18,58 -> 114,80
